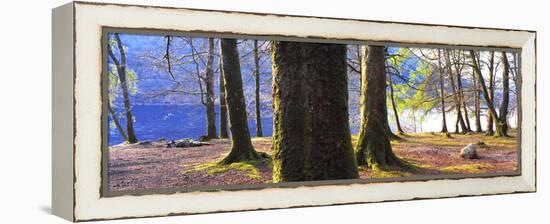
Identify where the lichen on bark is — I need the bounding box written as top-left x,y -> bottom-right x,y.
354,46 -> 407,169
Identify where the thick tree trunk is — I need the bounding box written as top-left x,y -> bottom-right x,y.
389,73 -> 404,134
218,46 -> 229,138
253,40 -> 263,137
108,103 -> 128,142
272,41 -> 358,182
355,46 -> 405,169
109,33 -> 138,143
469,50 -> 502,137
498,52 -> 510,136
219,39 -> 261,164
205,38 -> 218,139
437,50 -> 449,135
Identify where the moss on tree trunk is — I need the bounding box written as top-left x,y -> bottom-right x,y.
271,41 -> 358,182
354,46 -> 406,169
219,39 -> 261,164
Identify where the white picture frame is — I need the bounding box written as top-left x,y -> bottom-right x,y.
52,1 -> 536,222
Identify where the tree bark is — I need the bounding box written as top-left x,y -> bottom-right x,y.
469,50 -> 503,137
205,38 -> 218,139
486,51 -> 495,135
108,103 -> 128,142
473,70 -> 482,132
355,46 -> 405,169
389,73 -> 404,134
218,43 -> 229,138
271,41 -> 358,182
498,52 -> 510,136
444,50 -> 467,134
437,50 -> 449,135
109,33 -> 138,143
458,69 -> 472,131
453,50 -> 472,132
219,39 -> 261,164
253,40 -> 263,137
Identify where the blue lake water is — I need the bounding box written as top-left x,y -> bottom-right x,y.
108,104 -> 273,145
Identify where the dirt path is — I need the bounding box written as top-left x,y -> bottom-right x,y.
108,138 -> 273,191
109,132 -> 518,192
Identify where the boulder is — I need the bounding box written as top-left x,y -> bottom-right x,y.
137,141 -> 152,146
460,143 -> 478,159
168,138 -> 211,148
166,140 -> 176,148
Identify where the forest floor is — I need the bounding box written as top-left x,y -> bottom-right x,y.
108,131 -> 518,192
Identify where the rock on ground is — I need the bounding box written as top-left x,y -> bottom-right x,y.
460,143 -> 478,159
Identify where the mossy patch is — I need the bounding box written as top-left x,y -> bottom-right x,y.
373,169 -> 412,178
440,163 -> 495,173
182,159 -> 270,180
390,131 -> 517,150
358,166 -> 413,178
251,137 -> 272,144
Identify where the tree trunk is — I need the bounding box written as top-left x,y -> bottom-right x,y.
108,103 -> 128,142
437,50 -> 449,135
444,50 -> 467,134
219,39 -> 261,164
453,50 -> 472,132
205,38 -> 218,139
389,73 -> 404,134
253,40 -> 263,137
486,51 -> 495,135
458,69 -> 472,131
469,50 -> 502,137
354,46 -> 405,169
498,52 -> 510,136
272,41 -> 358,182
473,71 -> 482,132
109,33 -> 138,143
218,43 -> 229,138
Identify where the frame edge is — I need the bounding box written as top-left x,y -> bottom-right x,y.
52,2 -> 75,222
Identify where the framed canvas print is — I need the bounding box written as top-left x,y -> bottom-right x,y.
52,1 -> 537,222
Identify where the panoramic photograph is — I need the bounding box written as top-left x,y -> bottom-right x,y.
105,32 -> 519,192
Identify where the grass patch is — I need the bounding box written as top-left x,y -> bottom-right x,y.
373,169 -> 412,178
390,131 -> 517,149
251,137 -> 272,144
182,159 -> 270,180
358,166 -> 414,178
440,163 -> 494,173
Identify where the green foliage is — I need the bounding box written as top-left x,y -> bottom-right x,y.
108,65 -> 139,97
386,48 -> 437,128
107,35 -> 140,110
